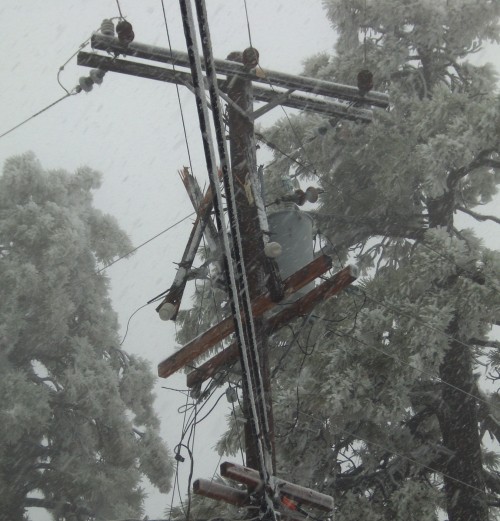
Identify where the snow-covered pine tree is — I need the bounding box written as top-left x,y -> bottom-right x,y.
254,1 -> 500,520
176,1 -> 500,520
0,153 -> 173,521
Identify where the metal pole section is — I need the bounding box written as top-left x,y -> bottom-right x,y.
90,33 -> 390,108
191,2 -> 277,520
177,5 -> 276,521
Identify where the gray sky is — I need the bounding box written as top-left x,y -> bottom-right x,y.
1,2 -> 500,520
0,1 -> 335,519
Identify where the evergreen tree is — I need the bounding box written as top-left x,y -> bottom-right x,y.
0,153 -> 173,521
177,1 -> 500,521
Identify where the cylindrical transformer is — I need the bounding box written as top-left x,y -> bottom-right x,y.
268,206 -> 314,300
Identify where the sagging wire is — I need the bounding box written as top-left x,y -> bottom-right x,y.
119,302 -> 151,346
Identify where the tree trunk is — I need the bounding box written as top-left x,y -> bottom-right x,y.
438,318 -> 488,521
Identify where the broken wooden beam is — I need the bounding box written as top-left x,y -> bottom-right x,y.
220,462 -> 334,512
193,478 -> 249,507
158,254 -> 333,378
156,175 -> 215,320
186,264 -> 358,388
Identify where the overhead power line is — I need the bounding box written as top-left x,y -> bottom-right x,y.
0,93 -> 77,141
97,211 -> 195,273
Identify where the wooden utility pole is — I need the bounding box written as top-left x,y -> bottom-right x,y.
225,49 -> 276,472
77,10 -> 389,518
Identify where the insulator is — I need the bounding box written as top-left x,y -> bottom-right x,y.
225,387 -> 238,403
264,241 -> 282,259
305,186 -> 319,203
116,20 -> 135,44
158,302 -> 176,321
242,47 -> 259,69
78,76 -> 94,92
294,189 -> 306,206
100,19 -> 115,37
89,69 -> 105,85
357,69 -> 374,96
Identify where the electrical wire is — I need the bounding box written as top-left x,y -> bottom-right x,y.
115,0 -> 124,18
242,0 -> 253,48
0,92 -> 77,141
160,0 -> 196,175
119,302 -> 151,346
57,37 -> 92,94
96,212 -> 195,273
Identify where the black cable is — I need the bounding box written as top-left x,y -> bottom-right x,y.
119,302 -> 150,346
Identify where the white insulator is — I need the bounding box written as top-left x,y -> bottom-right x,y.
89,69 -> 105,85
78,76 -> 94,92
264,241 -> 282,258
101,19 -> 115,37
305,186 -> 319,203
158,302 -> 176,321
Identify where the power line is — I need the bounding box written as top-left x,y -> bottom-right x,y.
0,92 -> 77,141
115,0 -> 124,18
96,212 -> 195,273
160,0 -> 196,175
242,0 -> 253,48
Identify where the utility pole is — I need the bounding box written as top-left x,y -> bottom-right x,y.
77,8 -> 389,519
225,48 -> 276,473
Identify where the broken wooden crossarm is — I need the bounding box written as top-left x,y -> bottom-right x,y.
186,264 -> 358,388
220,462 -> 334,512
157,254 -> 333,378
156,174 -> 216,321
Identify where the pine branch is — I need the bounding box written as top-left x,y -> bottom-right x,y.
457,206 -> 500,226
470,338 -> 500,350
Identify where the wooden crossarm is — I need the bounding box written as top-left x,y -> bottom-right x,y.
186,265 -> 358,388
220,462 -> 334,512
158,255 -> 333,378
193,478 -> 250,506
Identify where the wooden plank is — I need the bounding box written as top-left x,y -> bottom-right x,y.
193,478 -> 249,507
158,255 -> 333,378
186,265 -> 358,388
220,462 -> 334,512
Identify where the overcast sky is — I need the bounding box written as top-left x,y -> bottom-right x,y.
1,2 -> 500,520
0,1 -> 337,519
